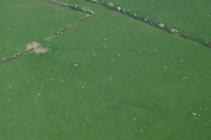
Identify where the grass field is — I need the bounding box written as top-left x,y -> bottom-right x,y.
0,0 -> 211,140
103,0 -> 211,41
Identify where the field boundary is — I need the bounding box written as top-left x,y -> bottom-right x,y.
1,0 -> 210,64
0,1 -> 93,64
48,0 -> 94,15
87,0 -> 211,48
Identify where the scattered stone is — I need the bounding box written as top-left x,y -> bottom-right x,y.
133,13 -> 138,18
86,116 -> 89,122
73,4 -> 79,8
106,2 -> 114,8
117,6 -> 121,11
140,129 -> 144,133
171,28 -> 178,33
87,10 -> 94,15
26,41 -> 41,51
163,65 -> 168,69
192,112 -> 197,116
8,98 -> 12,102
87,0 -> 98,3
159,23 -> 165,29
112,58 -> 116,62
180,59 -> 184,63
33,47 -> 48,54
26,41 -> 48,54
51,78 -> 55,81
182,76 -> 188,81
44,38 -> 49,41
73,63 -> 79,67
120,8 -> 127,14
92,52 -> 96,56
81,84 -> 85,89
192,112 -> 201,119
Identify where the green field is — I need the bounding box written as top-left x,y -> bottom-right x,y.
104,0 -> 211,41
0,0 -> 211,140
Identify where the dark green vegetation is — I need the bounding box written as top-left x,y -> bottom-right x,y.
0,0 -> 211,140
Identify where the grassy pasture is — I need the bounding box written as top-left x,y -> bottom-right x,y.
0,0 -> 211,140
103,0 -> 211,41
